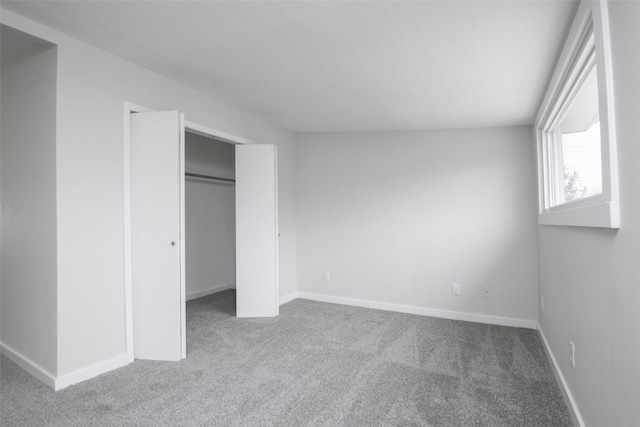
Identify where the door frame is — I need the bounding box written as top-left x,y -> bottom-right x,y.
122,102 -> 257,363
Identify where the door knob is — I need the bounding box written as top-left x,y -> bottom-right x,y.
171,241 -> 176,246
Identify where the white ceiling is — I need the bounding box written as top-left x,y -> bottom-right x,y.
1,1 -> 578,133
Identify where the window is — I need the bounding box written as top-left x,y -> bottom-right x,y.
535,0 -> 619,228
559,64 -> 601,205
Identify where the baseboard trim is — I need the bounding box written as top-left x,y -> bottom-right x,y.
279,292 -> 298,305
55,354 -> 130,391
538,326 -> 585,427
1,341 -> 132,391
186,282 -> 235,301
1,341 -> 56,389
286,292 -> 537,329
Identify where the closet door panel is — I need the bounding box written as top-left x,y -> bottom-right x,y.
235,144 -> 278,317
130,110 -> 185,361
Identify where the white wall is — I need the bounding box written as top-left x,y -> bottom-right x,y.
185,132 -> 235,299
0,42 -> 58,375
0,9 -> 297,381
537,1 -> 640,425
296,127 -> 538,324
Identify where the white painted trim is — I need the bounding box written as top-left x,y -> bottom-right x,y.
185,120 -> 255,146
186,283 -> 236,301
122,102 -> 155,364
539,199 -> 620,228
535,0 -> 619,229
538,326 -> 586,427
179,113 -> 187,360
279,292 -> 299,305
285,293 -> 537,329
123,105 -> 133,363
274,146 -> 280,316
1,342 -> 56,389
54,355 -> 130,391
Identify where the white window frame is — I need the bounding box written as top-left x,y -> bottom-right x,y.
535,0 -> 619,228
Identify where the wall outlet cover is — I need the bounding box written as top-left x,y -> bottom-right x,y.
569,341 -> 575,368
452,283 -> 461,296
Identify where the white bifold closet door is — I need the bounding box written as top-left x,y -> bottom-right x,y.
235,144 -> 279,318
130,110 -> 186,361
130,110 -> 279,362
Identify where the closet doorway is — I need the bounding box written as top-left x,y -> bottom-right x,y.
126,106 -> 279,363
184,132 -> 236,303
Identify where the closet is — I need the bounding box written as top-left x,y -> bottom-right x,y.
184,132 -> 236,300
129,109 -> 278,362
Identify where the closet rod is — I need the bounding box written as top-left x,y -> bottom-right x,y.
185,172 -> 235,183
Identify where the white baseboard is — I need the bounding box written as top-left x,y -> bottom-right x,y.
1,341 -> 56,389
285,292 -> 537,329
54,354 -> 130,391
2,341 -> 131,391
538,326 -> 585,427
186,282 -> 235,301
279,292 -> 299,305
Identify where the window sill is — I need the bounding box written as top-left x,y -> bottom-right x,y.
539,200 -> 619,228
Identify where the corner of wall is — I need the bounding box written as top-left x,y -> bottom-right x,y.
537,324 -> 585,427
1,342 -> 56,389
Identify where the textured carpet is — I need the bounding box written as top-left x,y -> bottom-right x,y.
1,290 -> 572,426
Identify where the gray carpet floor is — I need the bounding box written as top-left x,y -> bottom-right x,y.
1,290 -> 572,426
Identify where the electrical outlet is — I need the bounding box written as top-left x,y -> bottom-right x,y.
452,283 -> 461,296
324,272 -> 330,282
482,286 -> 490,297
569,341 -> 575,368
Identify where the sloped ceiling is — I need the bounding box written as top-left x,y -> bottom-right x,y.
1,1 -> 578,133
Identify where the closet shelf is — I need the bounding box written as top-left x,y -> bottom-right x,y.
185,172 -> 235,183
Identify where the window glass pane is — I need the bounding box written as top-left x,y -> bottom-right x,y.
558,65 -> 602,205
